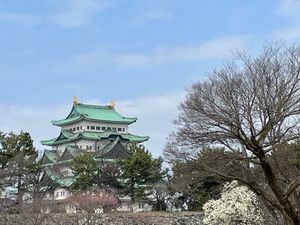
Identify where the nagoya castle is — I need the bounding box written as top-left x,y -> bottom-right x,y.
39,97 -> 149,202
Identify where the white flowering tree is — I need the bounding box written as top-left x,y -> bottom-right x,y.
203,181 -> 264,225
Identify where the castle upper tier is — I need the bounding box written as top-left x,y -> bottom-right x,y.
41,100 -> 149,155
39,100 -> 149,198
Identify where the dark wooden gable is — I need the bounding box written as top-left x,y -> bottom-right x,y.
102,142 -> 129,160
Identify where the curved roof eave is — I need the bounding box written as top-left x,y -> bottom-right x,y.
52,116 -> 137,126
51,103 -> 137,126
41,131 -> 149,146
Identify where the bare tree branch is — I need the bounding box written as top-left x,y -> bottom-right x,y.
165,43 -> 300,225
284,176 -> 300,199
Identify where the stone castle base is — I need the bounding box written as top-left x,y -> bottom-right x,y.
0,212 -> 204,225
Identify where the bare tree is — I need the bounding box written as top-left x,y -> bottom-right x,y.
0,192 -> 54,225
164,44 -> 300,225
65,189 -> 120,225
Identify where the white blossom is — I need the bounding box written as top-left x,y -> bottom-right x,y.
203,180 -> 265,225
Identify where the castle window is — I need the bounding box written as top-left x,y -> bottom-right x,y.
118,128 -> 122,132
61,170 -> 70,177
138,203 -> 145,209
80,126 -> 82,130
72,128 -> 76,131
112,127 -> 116,131
102,127 -> 106,131
77,127 -> 79,130
107,127 -> 111,131
123,128 -> 125,132
96,126 -> 100,130
87,126 -> 90,129
91,126 -> 95,130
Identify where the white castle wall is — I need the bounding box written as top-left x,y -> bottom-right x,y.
75,139 -> 110,151
52,143 -> 69,154
53,139 -> 112,155
60,166 -> 74,177
54,188 -> 70,200
49,118 -> 131,154
61,121 -> 128,133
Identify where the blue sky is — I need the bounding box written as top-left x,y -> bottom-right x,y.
0,0 -> 300,156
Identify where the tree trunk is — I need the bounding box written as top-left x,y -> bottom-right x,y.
16,173 -> 23,208
257,149 -> 299,225
130,178 -> 135,213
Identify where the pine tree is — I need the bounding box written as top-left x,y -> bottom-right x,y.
121,144 -> 164,208
70,153 -> 98,190
0,131 -> 38,205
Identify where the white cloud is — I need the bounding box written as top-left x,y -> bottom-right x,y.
271,0 -> 300,41
51,0 -> 111,28
0,92 -> 184,156
0,65 -> 16,79
114,35 -> 251,68
271,26 -> 300,40
0,13 -> 41,28
132,9 -> 174,26
117,92 -> 184,156
143,10 -> 173,21
0,103 -> 69,151
275,0 -> 300,20
51,35 -> 251,73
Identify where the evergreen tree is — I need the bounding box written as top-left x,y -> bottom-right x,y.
98,162 -> 122,189
169,148 -> 224,211
0,131 -> 38,205
70,153 -> 98,190
121,144 -> 164,207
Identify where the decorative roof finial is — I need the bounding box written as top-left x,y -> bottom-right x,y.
73,96 -> 78,105
109,99 -> 116,108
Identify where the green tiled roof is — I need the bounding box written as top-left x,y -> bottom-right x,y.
41,130 -> 149,146
65,145 -> 81,157
57,177 -> 76,187
117,133 -> 149,142
41,146 -> 82,166
41,129 -> 79,145
100,137 -> 120,155
41,138 -> 57,146
94,137 -> 130,160
81,131 -> 149,142
42,150 -> 59,163
52,103 -> 137,126
59,145 -> 82,161
43,167 -> 60,181
43,167 -> 76,187
40,138 -> 131,188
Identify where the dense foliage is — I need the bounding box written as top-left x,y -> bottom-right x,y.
0,131 -> 38,205
121,144 -> 165,205
70,154 -> 98,190
168,147 -> 224,211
